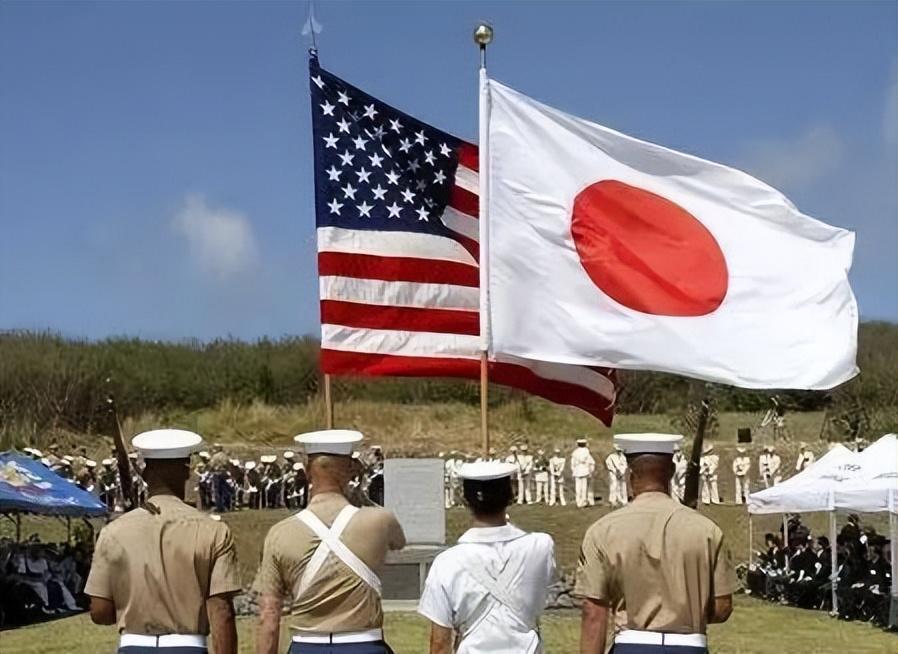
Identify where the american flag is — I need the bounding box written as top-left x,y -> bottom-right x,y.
310,57 -> 617,425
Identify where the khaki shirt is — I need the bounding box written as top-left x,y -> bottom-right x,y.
575,491 -> 737,635
85,494 -> 241,635
253,491 -> 406,633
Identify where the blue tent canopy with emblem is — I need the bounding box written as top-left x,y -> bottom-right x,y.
0,451 -> 107,517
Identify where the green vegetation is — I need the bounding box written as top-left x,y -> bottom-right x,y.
1,323 -> 896,450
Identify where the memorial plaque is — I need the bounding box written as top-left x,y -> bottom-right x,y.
384,458 -> 445,545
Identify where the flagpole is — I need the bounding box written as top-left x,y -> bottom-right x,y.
324,373 -> 335,429
475,23 -> 494,457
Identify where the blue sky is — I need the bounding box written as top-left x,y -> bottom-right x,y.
1,1 -> 895,341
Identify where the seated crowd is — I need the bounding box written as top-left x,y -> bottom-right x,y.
745,514 -> 892,629
0,535 -> 92,626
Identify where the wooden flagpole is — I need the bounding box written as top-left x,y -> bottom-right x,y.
480,352 -> 490,455
324,373 -> 335,429
475,23 -> 494,457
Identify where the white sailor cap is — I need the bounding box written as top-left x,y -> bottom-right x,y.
85,459 -> 97,468
458,461 -> 518,481
245,461 -> 256,470
613,433 -> 683,456
260,454 -> 277,464
283,451 -> 295,460
102,458 -> 115,466
294,429 -> 363,456
131,429 -> 203,460
292,462 -> 304,471
198,451 -> 211,460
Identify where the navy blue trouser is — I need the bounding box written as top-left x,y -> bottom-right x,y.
288,641 -> 392,654
611,645 -> 707,654
119,648 -> 205,654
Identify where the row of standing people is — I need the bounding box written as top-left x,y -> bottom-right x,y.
194,444 -> 385,512
442,440 -> 817,509
84,428 -> 735,654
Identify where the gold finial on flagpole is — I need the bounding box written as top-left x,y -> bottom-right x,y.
473,23 -> 494,46
473,23 -> 493,68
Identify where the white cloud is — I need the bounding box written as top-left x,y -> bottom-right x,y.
741,124 -> 843,192
172,194 -> 259,280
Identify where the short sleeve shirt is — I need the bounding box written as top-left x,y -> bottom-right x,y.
575,491 -> 737,634
84,494 -> 241,635
418,525 -> 555,654
252,492 -> 406,633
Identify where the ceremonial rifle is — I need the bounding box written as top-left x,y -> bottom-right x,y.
682,398 -> 711,509
105,381 -> 138,512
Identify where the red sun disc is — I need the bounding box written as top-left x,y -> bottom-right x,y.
571,180 -> 728,317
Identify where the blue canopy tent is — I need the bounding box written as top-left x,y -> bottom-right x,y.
0,451 -> 107,519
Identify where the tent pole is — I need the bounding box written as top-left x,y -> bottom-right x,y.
748,514 -> 753,567
782,514 -> 790,572
66,517 -> 71,543
829,511 -> 838,616
890,508 -> 898,627
15,513 -> 21,542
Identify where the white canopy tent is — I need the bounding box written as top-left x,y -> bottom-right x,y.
746,434 -> 897,621
747,444 -> 857,514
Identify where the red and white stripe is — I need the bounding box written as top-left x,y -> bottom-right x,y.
318,142 -> 617,424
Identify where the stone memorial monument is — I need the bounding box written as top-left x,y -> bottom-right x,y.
382,458 -> 445,602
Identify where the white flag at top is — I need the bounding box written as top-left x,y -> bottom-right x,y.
484,79 -> 858,390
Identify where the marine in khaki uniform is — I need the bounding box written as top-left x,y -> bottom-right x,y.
254,429 -> 406,654
85,429 -> 241,654
576,433 -> 737,654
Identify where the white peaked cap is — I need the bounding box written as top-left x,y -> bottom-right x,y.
131,429 -> 203,459
260,455 -> 277,464
613,433 -> 683,456
295,429 -> 363,456
459,461 -> 518,481
102,458 -> 115,466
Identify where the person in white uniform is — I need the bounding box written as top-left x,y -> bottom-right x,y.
548,448 -> 567,507
795,443 -> 815,473
418,461 -> 556,654
571,438 -> 596,508
605,446 -> 628,507
732,448 -> 751,505
671,444 -> 687,502
517,444 -> 534,505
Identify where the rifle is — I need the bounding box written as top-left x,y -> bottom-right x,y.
682,398 -> 711,509
105,381 -> 138,512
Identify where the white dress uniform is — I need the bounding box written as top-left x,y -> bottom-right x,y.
548,450 -> 567,506
571,441 -> 596,508
732,450 -> 751,504
699,447 -> 720,505
759,448 -> 782,487
517,447 -> 534,505
795,447 -> 815,473
605,449 -> 628,507
418,462 -> 556,654
671,448 -> 687,501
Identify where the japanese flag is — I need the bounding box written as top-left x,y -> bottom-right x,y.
484,79 -> 858,390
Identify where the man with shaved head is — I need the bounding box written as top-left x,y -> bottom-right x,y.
254,430 -> 405,654
576,434 -> 736,654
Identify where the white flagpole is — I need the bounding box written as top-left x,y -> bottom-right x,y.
475,24 -> 494,456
